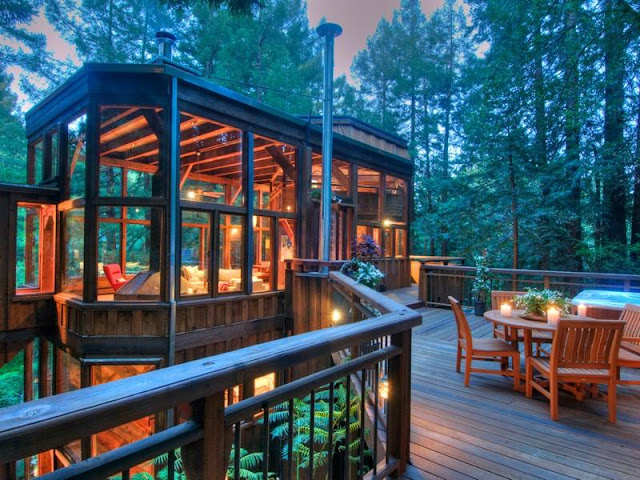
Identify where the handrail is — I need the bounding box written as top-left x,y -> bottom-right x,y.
330,271 -> 410,314
0,313 -> 419,464
420,264 -> 640,281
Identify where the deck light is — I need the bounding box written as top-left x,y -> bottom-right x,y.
379,379 -> 389,400
332,309 -> 341,323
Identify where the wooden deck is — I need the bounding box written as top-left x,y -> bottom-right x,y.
398,305 -> 640,480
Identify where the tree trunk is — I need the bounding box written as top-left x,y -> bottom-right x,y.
564,0 -> 583,270
508,146 -> 519,270
602,0 -> 628,245
631,85 -> 640,258
440,4 -> 454,257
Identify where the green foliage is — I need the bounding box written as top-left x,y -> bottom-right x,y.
471,255 -> 492,303
0,352 -> 24,408
514,289 -> 571,317
265,382 -> 370,479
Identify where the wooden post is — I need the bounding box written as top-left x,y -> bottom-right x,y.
37,341 -> 54,474
182,392 -> 231,480
80,364 -> 94,460
387,329 -> 411,474
543,275 -> 550,289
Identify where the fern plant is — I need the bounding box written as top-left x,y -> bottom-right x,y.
265,382 -> 371,479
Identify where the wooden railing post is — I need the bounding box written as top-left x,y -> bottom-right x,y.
387,328 -> 412,475
182,392 -> 231,480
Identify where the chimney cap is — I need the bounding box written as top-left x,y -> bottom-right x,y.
316,23 -> 343,38
155,30 -> 177,42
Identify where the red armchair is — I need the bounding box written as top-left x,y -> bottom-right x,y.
103,264 -> 128,291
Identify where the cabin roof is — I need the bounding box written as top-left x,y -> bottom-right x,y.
26,62 -> 413,174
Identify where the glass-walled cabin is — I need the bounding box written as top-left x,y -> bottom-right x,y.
16,64 -> 412,306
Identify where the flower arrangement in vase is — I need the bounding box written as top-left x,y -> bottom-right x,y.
514,289 -> 570,321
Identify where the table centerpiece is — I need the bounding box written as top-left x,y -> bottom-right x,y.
514,289 -> 570,322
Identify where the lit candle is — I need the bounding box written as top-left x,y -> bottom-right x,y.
547,307 -> 560,326
500,303 -> 512,317
577,303 -> 587,317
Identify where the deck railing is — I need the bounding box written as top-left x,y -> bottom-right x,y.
419,264 -> 640,307
0,269 -> 420,480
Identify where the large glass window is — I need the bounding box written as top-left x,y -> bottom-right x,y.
395,229 -> 407,257
253,216 -> 272,292
63,208 -> 84,293
68,114 -> 87,199
99,106 -> 164,198
277,218 -> 296,290
218,214 -> 244,293
180,112 -> 243,206
49,129 -> 59,180
357,167 -> 381,222
181,210 -> 211,296
253,135 -> 296,212
28,140 -> 44,185
97,207 -> 162,300
384,175 -> 407,223
15,203 -> 56,295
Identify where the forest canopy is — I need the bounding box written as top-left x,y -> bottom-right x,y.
1,0 -> 640,273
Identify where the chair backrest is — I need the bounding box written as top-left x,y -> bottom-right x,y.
449,296 -> 472,350
103,264 -> 123,287
490,291 -> 525,310
551,319 -> 625,371
620,303 -> 640,342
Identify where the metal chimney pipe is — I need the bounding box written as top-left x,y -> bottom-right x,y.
155,31 -> 177,60
316,22 -> 343,264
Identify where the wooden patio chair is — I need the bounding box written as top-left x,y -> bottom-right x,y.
490,290 -> 552,355
617,304 -> 640,385
449,296 -> 521,390
526,318 -> 625,423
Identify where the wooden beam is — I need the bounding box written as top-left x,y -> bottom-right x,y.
179,164 -> 193,189
265,145 -> 296,180
332,165 -> 351,192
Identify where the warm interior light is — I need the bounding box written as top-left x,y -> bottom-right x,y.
252,216 -> 257,228
383,219 -> 392,227
230,227 -> 239,237
332,309 -> 341,323
286,205 -> 292,211
187,190 -> 196,200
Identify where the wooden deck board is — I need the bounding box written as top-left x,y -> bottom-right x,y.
390,299 -> 640,480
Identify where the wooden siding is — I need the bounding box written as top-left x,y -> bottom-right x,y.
174,292 -> 285,362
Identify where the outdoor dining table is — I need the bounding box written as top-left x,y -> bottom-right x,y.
483,309 -> 581,358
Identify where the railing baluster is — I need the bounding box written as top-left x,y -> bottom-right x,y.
122,468 -> 129,480
308,390 -> 315,480
359,368 -> 366,480
167,449 -> 175,480
287,399 -> 294,480
344,375 -> 351,480
234,421 -> 241,480
328,382 -> 334,479
373,363 -> 379,476
263,405 -> 270,479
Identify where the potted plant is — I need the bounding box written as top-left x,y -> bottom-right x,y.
514,289 -> 570,320
340,235 -> 385,290
471,255 -> 492,316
